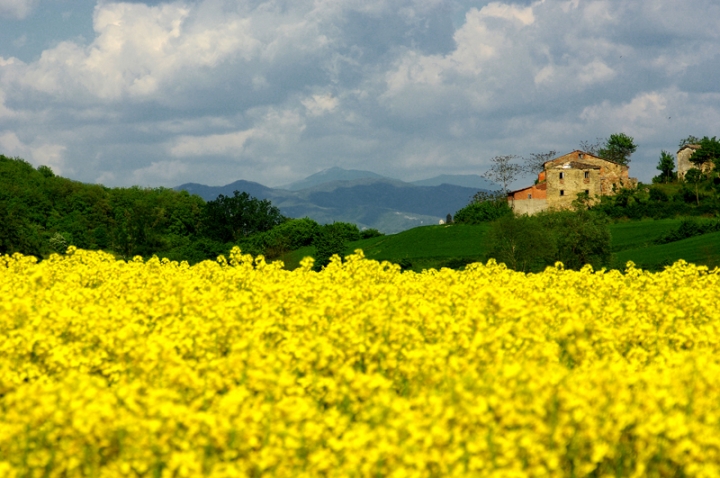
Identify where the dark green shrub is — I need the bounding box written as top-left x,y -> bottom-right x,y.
648,188 -> 669,202
486,215 -> 555,272
487,210 -> 611,272
313,224 -> 348,270
326,221 -> 361,242
455,192 -> 512,224
360,228 -> 384,239
537,210 -> 611,271
655,219 -> 720,244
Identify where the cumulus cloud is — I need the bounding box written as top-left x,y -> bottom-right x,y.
0,131 -> 66,174
168,107 -> 305,164
130,159 -> 189,184
0,0 -> 37,19
170,129 -> 257,157
0,0 -> 719,189
302,93 -> 338,117
5,1 -> 262,101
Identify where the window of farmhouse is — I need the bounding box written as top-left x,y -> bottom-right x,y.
584,171 -> 589,179
559,172 -> 564,179
560,190 -> 565,196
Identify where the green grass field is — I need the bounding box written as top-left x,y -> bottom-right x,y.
608,219 -> 683,252
280,218 -> 720,272
612,231 -> 720,270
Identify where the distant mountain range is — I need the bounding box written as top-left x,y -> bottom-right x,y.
176,168 -> 498,234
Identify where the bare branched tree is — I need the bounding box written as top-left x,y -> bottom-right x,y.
522,150 -> 556,177
482,155 -> 523,193
579,138 -> 604,156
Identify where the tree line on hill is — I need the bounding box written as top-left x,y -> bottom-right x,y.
0,155 -> 380,269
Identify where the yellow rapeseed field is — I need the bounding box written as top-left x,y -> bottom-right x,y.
1,247 -> 720,477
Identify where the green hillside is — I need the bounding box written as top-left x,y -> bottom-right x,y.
281,219 -> 720,272
282,224 -> 491,271
608,219 -> 684,252
612,231 -> 720,270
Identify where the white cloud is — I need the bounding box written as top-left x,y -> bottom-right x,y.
0,0 -> 37,19
131,160 -> 189,184
0,131 -> 66,174
170,129 -> 257,157
0,131 -> 24,154
0,88 -> 15,119
9,1 -> 262,100
169,107 -> 306,158
478,2 -> 535,26
577,60 -> 615,85
302,94 -> 338,116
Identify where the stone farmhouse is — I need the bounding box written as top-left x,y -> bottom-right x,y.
507,150 -> 638,215
677,144 -> 715,179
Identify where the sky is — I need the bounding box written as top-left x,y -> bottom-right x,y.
0,0 -> 719,190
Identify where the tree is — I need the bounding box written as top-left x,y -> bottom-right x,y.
202,191 -> 285,243
313,223 -> 348,271
522,150 -> 557,177
597,133 -> 637,166
538,210 -> 611,270
454,190 -> 512,224
486,210 -> 611,272
486,215 -> 555,272
684,168 -> 704,206
655,150 -> 676,183
579,138 -> 604,156
678,135 -> 700,149
690,136 -> 720,169
482,155 -> 523,193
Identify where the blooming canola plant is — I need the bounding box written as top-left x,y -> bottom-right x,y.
1,247 -> 719,476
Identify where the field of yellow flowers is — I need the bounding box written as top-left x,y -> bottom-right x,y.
1,247 -> 719,477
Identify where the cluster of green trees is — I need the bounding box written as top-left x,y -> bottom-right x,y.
0,155 -> 381,268
486,210 -> 611,272
453,191 -> 512,224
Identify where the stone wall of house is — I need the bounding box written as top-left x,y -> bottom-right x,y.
506,150 -> 637,214
510,198 -> 548,215
545,166 -> 601,210
544,151 -> 636,210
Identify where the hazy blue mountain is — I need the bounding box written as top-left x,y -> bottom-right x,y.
176,179 -> 282,202
175,171 -> 493,233
411,174 -> 498,190
304,180 -> 476,218
279,167 -> 386,191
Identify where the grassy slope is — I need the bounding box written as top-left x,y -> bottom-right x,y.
612,231 -> 720,270
608,219 -> 681,252
281,224 -> 491,271
280,219 -> 720,271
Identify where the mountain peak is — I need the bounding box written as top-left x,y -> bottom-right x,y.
280,167 -> 386,191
